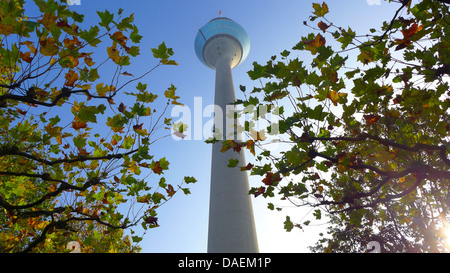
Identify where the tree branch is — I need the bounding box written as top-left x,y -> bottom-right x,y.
0,176 -> 101,211
0,145 -> 138,166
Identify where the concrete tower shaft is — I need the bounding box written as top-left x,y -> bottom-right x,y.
195,17 -> 258,253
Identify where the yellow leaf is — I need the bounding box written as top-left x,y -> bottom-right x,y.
76,84 -> 92,90
63,36 -> 81,50
38,12 -> 57,29
327,90 -> 347,106
96,83 -> 109,97
39,36 -> 59,56
19,41 -> 37,54
137,195 -> 150,203
84,54 -> 95,66
107,44 -> 121,63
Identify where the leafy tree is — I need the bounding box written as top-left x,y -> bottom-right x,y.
231,0 -> 449,252
0,0 -> 196,253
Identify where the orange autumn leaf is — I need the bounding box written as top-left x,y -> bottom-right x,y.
402,23 -> 422,40
63,36 -> 81,50
112,31 -> 128,49
64,69 -> 79,87
318,21 -> 330,32
395,23 -> 423,51
152,161 -> 163,174
303,33 -> 326,54
19,51 -> 33,63
262,172 -> 282,186
72,121 -> 87,130
166,184 -> 176,197
246,140 -> 256,156
363,114 -> 381,126
240,163 -> 254,171
254,186 -> 265,197
327,90 -> 347,106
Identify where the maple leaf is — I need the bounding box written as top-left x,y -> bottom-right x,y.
220,140 -> 235,153
254,186 -> 266,198
312,2 -> 329,17
38,12 -> 57,29
63,36 -> 81,50
166,184 -> 176,197
72,121 -> 87,130
262,172 -> 282,186
64,69 -> 79,87
363,114 -> 381,126
107,44 -> 121,63
111,31 -> 129,50
246,140 -> 256,156
19,51 -> 33,63
19,41 -> 37,54
121,71 -> 134,76
39,36 -> 59,56
133,123 -> 143,131
303,33 -> 326,54
240,163 -> 254,171
137,195 -> 150,203
395,23 -> 423,51
151,161 -> 163,174
327,90 -> 347,106
144,216 -> 158,226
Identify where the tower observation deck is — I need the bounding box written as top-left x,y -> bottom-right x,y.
195,17 -> 258,253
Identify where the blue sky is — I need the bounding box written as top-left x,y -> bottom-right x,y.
29,0 -> 401,252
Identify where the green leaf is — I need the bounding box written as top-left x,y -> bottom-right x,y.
123,135 -> 135,149
73,135 -> 86,149
130,26 -> 143,43
97,10 -> 114,30
181,188 -> 191,195
158,177 -> 167,188
137,91 -> 158,103
285,150 -> 301,165
313,209 -> 322,220
227,158 -> 239,168
131,236 -> 143,243
184,176 -> 197,184
247,62 -> 266,80
337,27 -> 355,49
280,49 -> 290,57
152,42 -> 172,60
312,2 -> 329,17
284,216 -> 294,232
316,46 -> 333,62
77,104 -> 106,123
